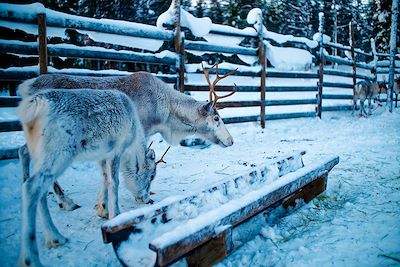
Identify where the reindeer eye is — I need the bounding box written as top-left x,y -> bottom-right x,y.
214,116 -> 219,122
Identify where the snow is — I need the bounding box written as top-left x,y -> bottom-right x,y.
1,106 -> 399,266
264,41 -> 314,71
313,32 -> 332,43
156,4 -> 212,37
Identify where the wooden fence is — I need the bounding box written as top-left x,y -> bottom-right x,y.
0,2 -> 399,137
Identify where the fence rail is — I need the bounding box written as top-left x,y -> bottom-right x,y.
0,2 -> 398,141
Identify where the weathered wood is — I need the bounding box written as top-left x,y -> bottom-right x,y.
282,173 -> 327,208
189,70 -> 318,79
0,96 -> 21,107
0,147 -> 19,160
258,12 -> 266,129
222,116 -> 259,124
322,94 -> 353,100
0,121 -> 22,132
216,99 -> 317,109
323,69 -> 374,81
349,21 -> 356,102
185,41 -> 257,56
149,157 -> 339,266
265,112 -> 316,120
322,105 -> 353,111
0,7 -> 173,41
322,82 -> 353,89
387,0 -> 399,113
371,38 -> 378,82
47,45 -> 176,65
173,0 -> 185,92
185,85 -> 317,92
317,12 -> 324,118
102,151 -> 306,244
185,227 -> 232,267
325,42 -> 372,57
38,13 -> 48,75
0,40 -> 38,55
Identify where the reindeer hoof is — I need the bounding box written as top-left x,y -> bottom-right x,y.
46,236 -> 68,248
146,199 -> 155,205
19,255 -> 44,267
95,203 -> 109,218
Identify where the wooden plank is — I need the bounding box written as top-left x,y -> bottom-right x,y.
216,99 -> 317,109
0,96 -> 21,107
0,40 -> 38,55
282,173 -> 327,208
149,157 -> 339,266
185,41 -> 257,56
322,94 -> 353,100
222,116 -> 259,124
0,8 -> 173,41
47,45 -> 176,65
0,120 -> 22,132
0,69 -> 177,84
258,17 -> 266,129
265,112 -> 316,120
188,70 -> 318,79
0,147 -> 19,160
185,227 -> 232,267
102,151 -> 306,244
323,69 -> 374,81
185,85 -> 259,92
322,105 -> 353,111
322,82 -> 353,89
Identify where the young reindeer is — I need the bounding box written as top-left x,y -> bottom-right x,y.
353,80 -> 387,117
18,66 -> 237,211
17,89 -> 157,267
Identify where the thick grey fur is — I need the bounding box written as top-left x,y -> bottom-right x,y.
17,89 -> 156,267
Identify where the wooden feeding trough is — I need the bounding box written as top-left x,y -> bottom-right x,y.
101,151 -> 339,266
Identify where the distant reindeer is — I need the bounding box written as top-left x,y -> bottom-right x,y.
17,89 -> 157,267
353,80 -> 387,117
18,67 -> 236,211
394,76 -> 400,108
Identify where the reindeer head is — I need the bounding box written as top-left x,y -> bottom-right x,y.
196,62 -> 236,147
123,146 -> 156,204
123,144 -> 171,204
378,77 -> 388,94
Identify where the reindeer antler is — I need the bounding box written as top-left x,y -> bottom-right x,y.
147,141 -> 154,150
201,62 -> 237,108
156,146 -> 171,165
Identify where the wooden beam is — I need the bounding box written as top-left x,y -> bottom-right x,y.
322,82 -> 353,89
185,227 -> 232,267
0,120 -> 22,132
185,41 -> 257,56
38,13 -> 48,75
0,147 -> 19,160
0,96 -> 21,107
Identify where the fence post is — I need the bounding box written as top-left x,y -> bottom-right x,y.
317,12 -> 324,118
257,13 -> 266,129
370,38 -> 378,82
387,0 -> 399,113
38,13 -> 48,75
349,21 -> 356,98
173,0 -> 185,92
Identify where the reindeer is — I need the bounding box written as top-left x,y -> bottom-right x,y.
353,80 -> 387,117
394,76 -> 400,108
17,89 -> 157,267
17,65 -> 237,212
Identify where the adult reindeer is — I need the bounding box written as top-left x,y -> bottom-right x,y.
18,65 -> 236,212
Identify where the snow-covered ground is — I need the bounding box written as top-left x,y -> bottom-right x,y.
0,107 -> 399,266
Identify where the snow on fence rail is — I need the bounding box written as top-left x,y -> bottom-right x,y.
0,2 -> 398,141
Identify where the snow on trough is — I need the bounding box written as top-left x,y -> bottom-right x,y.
0,107 -> 399,266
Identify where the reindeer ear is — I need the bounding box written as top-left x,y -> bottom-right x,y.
147,149 -> 156,161
199,102 -> 213,116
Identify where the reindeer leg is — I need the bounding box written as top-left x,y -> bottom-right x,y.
95,160 -> 109,218
39,185 -> 68,248
19,144 -> 30,183
107,156 -> 121,219
396,94 -> 398,108
368,97 -> 372,116
352,98 -> 356,116
19,171 -> 47,267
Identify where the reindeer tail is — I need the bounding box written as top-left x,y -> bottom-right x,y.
17,78 -> 37,98
16,94 -> 49,124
